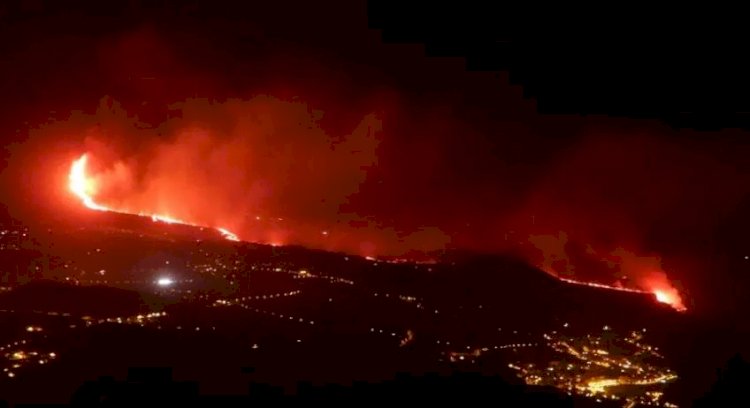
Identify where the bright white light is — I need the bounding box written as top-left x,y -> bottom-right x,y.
654,290 -> 670,304
157,278 -> 173,286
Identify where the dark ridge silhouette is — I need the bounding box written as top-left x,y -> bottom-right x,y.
0,280 -> 146,317
59,367 -> 616,407
694,354 -> 750,408
0,203 -> 12,224
37,207 -> 684,334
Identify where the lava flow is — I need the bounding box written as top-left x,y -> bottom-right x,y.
68,154 -> 240,242
558,276 -> 687,312
530,234 -> 687,312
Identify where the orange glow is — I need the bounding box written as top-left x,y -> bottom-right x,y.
557,276 -> 686,312
651,288 -> 686,312
654,291 -> 669,303
68,153 -> 241,243
558,276 -> 645,295
217,227 -> 240,242
531,235 -> 687,313
69,155 -> 109,212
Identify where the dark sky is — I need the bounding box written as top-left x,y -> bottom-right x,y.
1,1 -> 750,319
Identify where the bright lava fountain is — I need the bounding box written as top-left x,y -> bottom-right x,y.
68,154 -> 240,242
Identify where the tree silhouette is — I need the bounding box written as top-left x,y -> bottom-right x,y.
695,354 -> 750,407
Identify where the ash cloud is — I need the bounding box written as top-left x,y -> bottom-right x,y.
74,96 -> 433,256
506,132 -> 749,304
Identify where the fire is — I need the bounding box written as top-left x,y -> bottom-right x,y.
68,153 -> 241,242
530,235 -> 687,312
651,288 -> 686,312
217,227 -> 240,242
654,291 -> 670,304
560,276 -> 686,312
69,155 -> 109,212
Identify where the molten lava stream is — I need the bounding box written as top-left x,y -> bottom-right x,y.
558,276 -> 686,312
68,154 -> 240,242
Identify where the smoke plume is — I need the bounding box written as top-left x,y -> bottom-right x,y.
3,11 -> 750,311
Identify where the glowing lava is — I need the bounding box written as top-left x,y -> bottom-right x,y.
654,290 -> 670,304
69,155 -> 109,212
558,276 -> 686,312
651,288 -> 686,312
531,235 -> 687,312
69,154 -> 240,242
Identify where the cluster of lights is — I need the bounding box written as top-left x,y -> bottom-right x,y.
509,327 -> 678,407
0,309 -> 166,330
0,335 -> 57,381
399,329 -> 415,347
213,290 -> 302,306
375,257 -> 437,265
0,340 -> 27,353
82,311 -> 167,327
249,265 -> 356,285
290,269 -> 354,285
2,349 -> 57,379
73,278 -> 195,286
189,252 -> 246,276
445,342 -> 538,363
0,226 -> 30,251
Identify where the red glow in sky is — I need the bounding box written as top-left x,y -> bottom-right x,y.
529,233 -> 686,312
69,148 -> 687,311
68,153 -> 240,242
10,18 -> 744,315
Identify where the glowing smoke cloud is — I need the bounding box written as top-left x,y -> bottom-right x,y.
69,152 -> 686,311
528,233 -> 686,312
68,154 -> 240,242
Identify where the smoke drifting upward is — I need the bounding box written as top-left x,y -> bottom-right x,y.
504,133 -> 749,310
1,21 -> 459,259
4,11 -> 750,313
526,231 -> 686,310
68,96 -> 446,256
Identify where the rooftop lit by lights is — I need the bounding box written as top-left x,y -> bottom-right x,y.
156,277 -> 174,286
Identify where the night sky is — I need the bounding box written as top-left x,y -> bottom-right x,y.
1,1 -> 750,321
